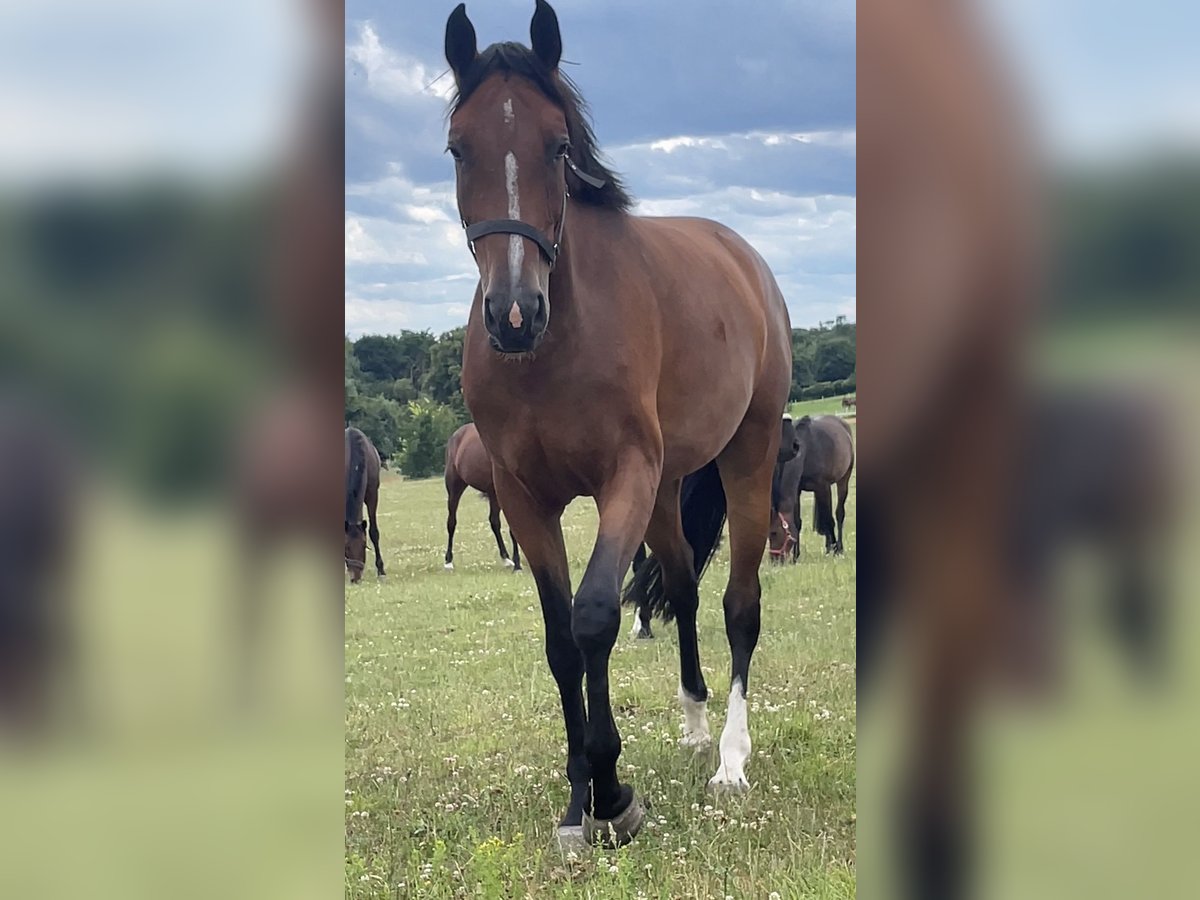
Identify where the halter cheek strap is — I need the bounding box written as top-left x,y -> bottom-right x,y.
460,157 -> 606,269
768,511 -> 796,558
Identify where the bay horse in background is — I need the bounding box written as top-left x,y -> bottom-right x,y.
444,422 -> 521,571
769,415 -> 855,561
842,395 -> 856,410
445,0 -> 792,849
344,426 -> 385,584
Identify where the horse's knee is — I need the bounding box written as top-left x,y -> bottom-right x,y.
572,585 -> 620,653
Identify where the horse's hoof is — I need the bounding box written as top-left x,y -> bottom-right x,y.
555,825 -> 588,856
707,771 -> 751,793
583,794 -> 644,848
502,558 -> 515,568
443,562 -> 454,571
635,628 -> 654,640
679,731 -> 712,750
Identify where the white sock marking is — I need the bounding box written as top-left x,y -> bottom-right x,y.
443,562 -> 454,571
678,682 -> 712,748
709,678 -> 751,789
504,151 -> 523,293
629,610 -> 644,639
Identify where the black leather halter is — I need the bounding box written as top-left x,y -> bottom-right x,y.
461,157 -> 605,269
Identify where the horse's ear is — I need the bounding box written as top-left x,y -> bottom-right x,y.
530,0 -> 562,70
445,3 -> 478,84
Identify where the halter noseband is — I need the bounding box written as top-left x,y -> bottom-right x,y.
768,511 -> 796,559
461,157 -> 605,269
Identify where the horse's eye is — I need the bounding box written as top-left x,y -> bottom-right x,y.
555,140 -> 571,159
446,145 -> 462,161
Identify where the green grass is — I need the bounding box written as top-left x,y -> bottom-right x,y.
787,395 -> 855,419
345,460 -> 856,898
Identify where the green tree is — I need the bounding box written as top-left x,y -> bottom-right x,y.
814,337 -> 855,383
422,327 -> 466,409
397,398 -> 461,478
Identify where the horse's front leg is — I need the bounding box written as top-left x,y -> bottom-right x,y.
366,485 -> 385,576
491,470 -> 588,846
572,455 -> 659,846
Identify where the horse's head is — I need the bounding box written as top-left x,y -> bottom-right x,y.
444,1 -> 575,355
344,518 -> 367,583
767,511 -> 795,563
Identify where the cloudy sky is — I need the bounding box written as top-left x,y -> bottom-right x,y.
345,0 -> 856,338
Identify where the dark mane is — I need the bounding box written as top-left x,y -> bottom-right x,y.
345,427 -> 366,525
449,42 -> 633,211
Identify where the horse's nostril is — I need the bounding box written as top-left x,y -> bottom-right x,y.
533,293 -> 548,329
484,298 -> 498,330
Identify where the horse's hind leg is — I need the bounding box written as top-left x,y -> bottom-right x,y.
815,484 -> 836,553
628,543 -> 654,639
444,476 -> 466,570
509,527 -> 521,572
710,416 -> 777,791
487,492 -> 514,568
643,482 -> 709,741
835,474 -> 850,554
790,494 -> 802,564
367,483 -> 385,576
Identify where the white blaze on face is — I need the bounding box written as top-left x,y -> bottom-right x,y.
502,97 -> 514,126
708,677 -> 751,789
678,682 -> 711,748
504,150 -> 523,299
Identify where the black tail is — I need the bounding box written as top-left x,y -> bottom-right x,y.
622,460 -> 726,622
813,487 -> 835,540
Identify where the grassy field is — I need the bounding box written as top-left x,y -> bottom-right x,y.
787,395 -> 855,419
345,453 -> 856,898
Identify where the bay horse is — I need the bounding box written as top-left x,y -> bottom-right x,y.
445,0 -> 792,848
768,415 -> 855,560
444,422 -> 521,571
842,394 -> 856,410
344,426 -> 385,584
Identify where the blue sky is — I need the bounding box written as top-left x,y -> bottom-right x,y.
344,0 -> 857,337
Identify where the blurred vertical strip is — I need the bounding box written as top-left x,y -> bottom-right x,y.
0,2 -> 344,899
859,1 -> 1197,898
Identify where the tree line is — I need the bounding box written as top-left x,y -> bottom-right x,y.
345,319 -> 856,478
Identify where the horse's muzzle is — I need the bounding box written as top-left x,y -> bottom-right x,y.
484,290 -> 549,354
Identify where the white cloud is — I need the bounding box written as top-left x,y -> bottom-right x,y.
630,129 -> 856,155
346,21 -> 454,103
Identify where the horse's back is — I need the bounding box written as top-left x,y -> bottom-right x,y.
634,215 -> 789,321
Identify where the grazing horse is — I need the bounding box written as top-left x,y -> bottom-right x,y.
769,415 -> 855,560
445,0 -> 792,848
444,422 -> 521,571
842,395 -> 856,410
344,426 -> 385,584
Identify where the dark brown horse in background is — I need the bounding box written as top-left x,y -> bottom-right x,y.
444,422 -> 520,571
446,0 -> 792,849
344,426 -> 385,584
768,415 -> 855,560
